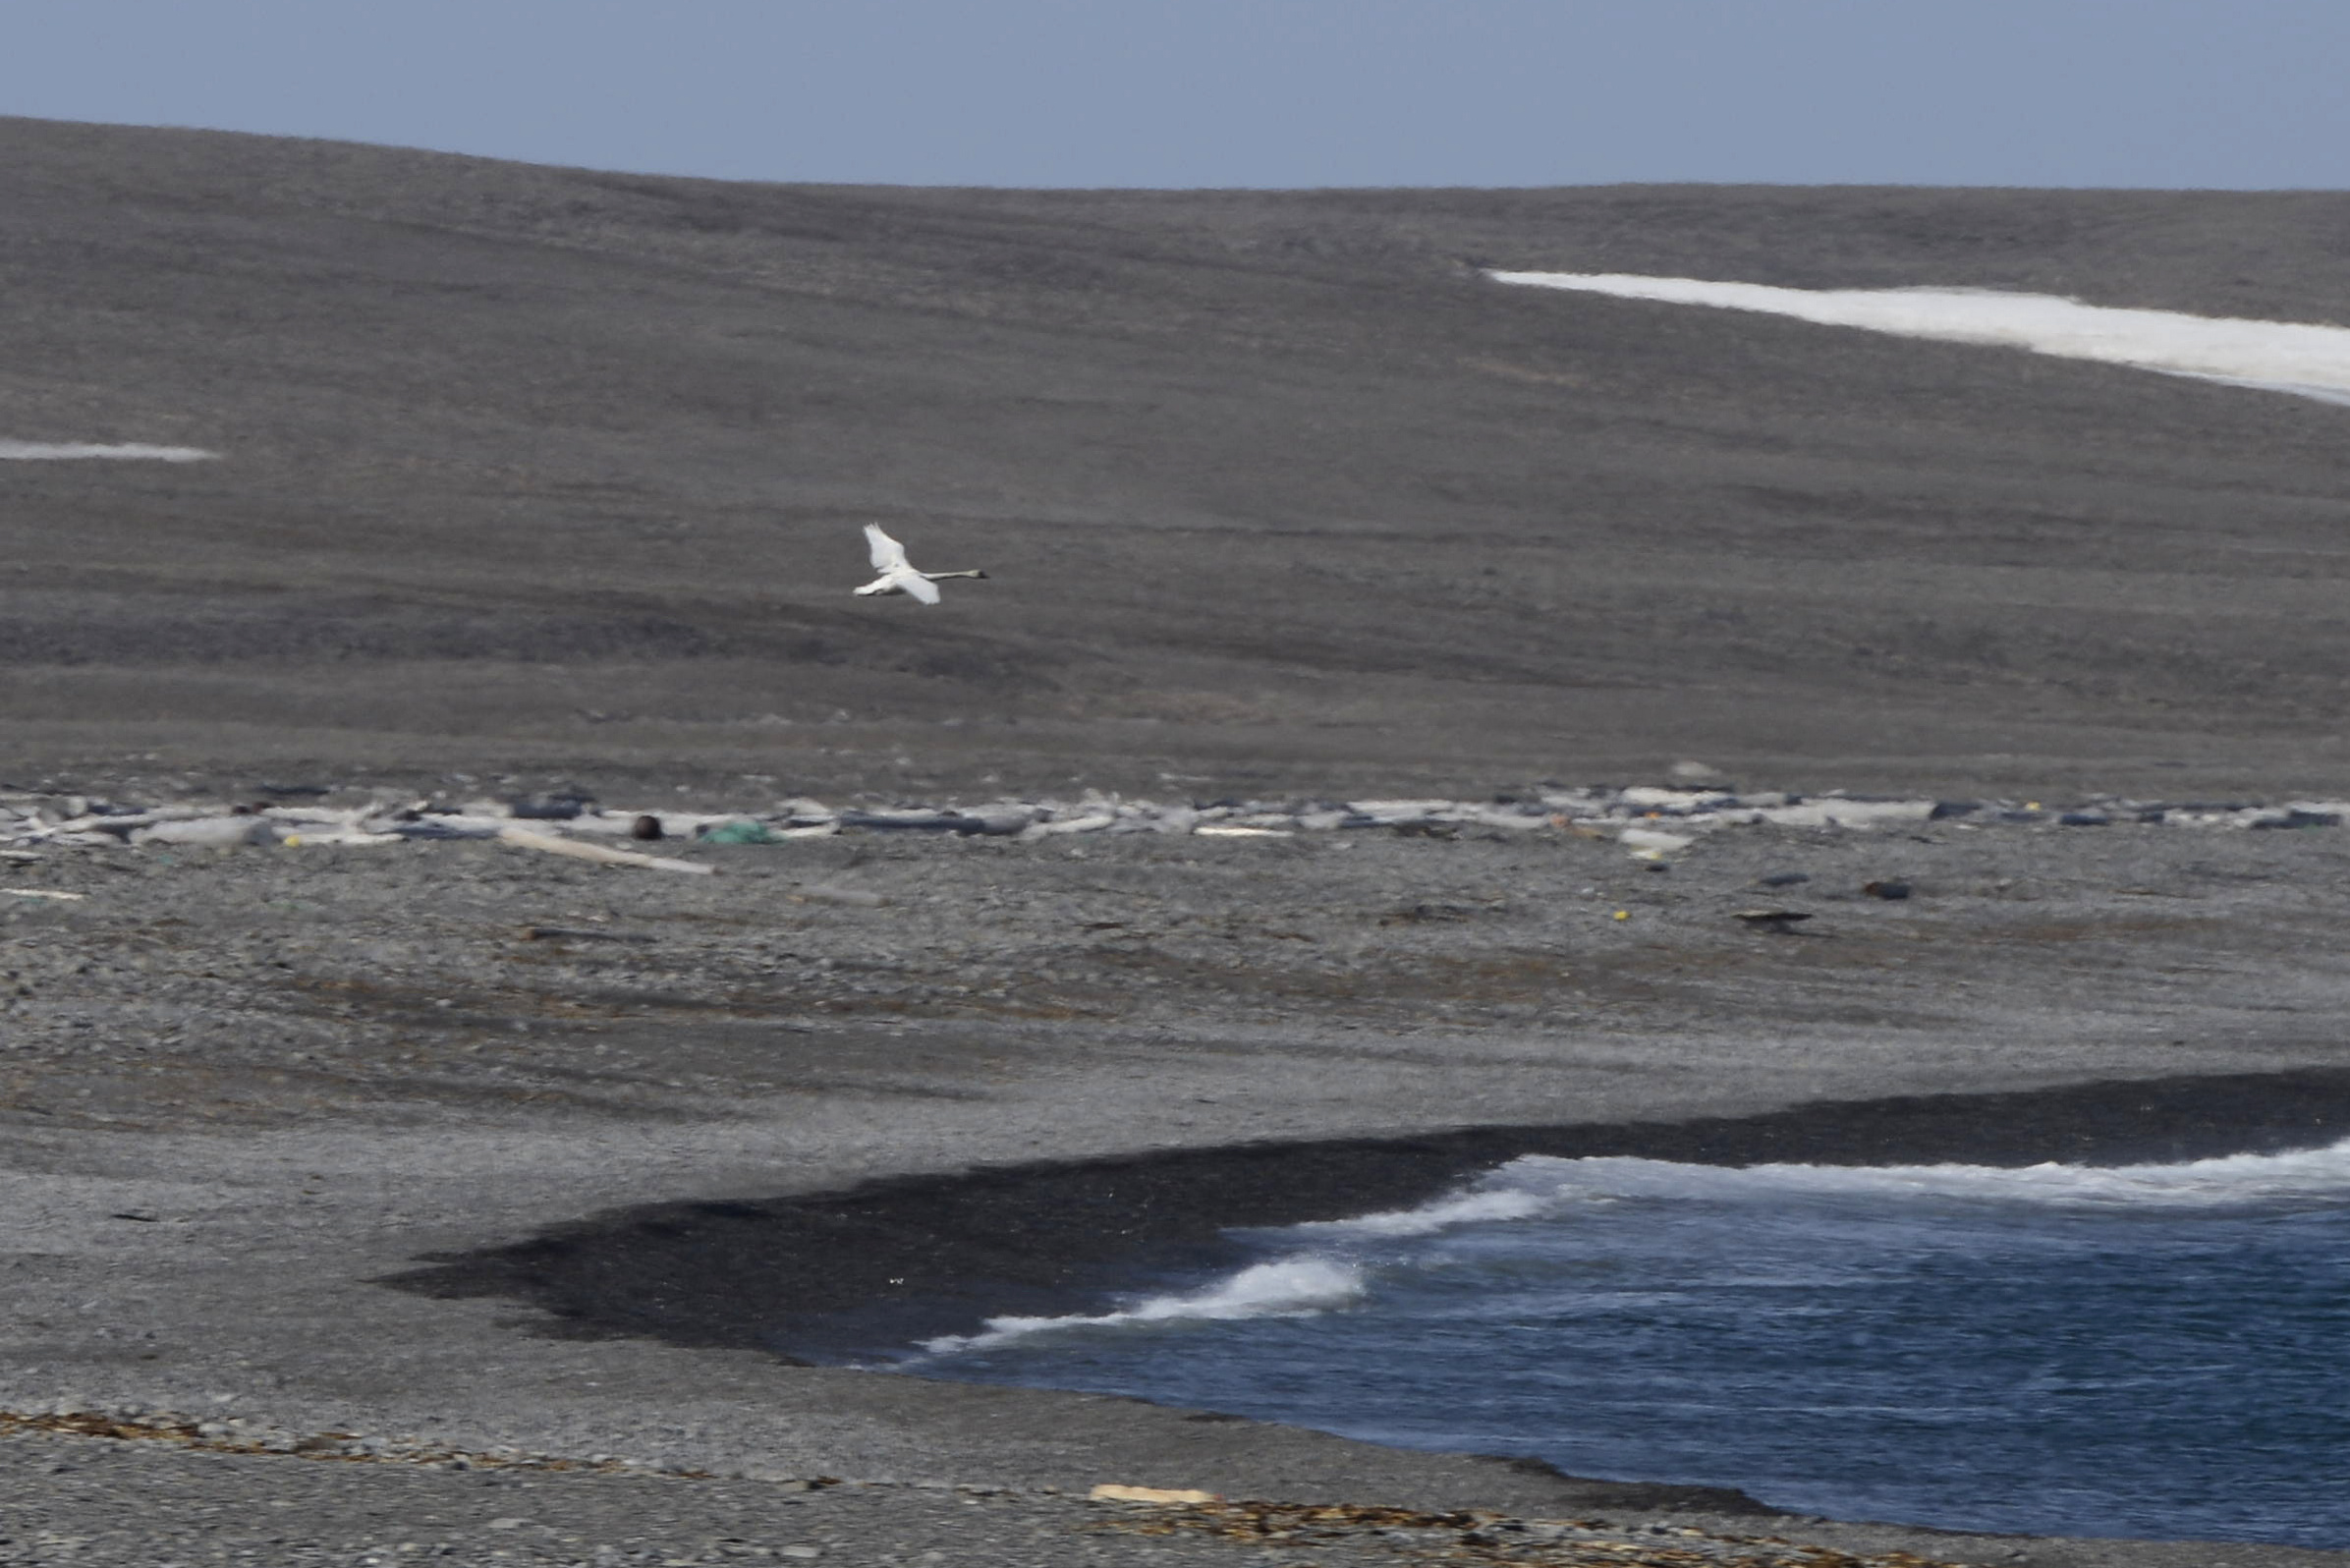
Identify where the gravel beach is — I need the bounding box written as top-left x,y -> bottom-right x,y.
8,117 -> 2350,1563
7,793 -> 2350,1566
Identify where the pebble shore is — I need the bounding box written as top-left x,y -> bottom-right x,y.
0,1413 -> 2008,1567
6,774 -> 2349,1567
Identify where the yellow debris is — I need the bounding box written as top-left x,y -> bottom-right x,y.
1090,1484 -> 1221,1505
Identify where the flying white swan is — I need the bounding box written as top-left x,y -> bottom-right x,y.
855,524 -> 987,604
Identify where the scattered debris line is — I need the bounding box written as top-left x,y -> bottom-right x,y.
5,784 -> 2347,867
1090,1494 -> 1979,1567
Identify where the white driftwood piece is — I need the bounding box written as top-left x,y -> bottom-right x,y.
496,825 -> 717,875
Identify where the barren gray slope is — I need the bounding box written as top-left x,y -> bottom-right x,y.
6,118 -> 2350,800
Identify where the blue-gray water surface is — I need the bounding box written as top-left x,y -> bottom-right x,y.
896,1144 -> 2350,1548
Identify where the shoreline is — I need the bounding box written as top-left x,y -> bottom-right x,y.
392,1066 -> 2350,1365
11,1071 -> 2348,1565
8,816 -> 2350,1562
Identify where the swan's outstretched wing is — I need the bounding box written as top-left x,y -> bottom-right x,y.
898,569 -> 942,605
865,524 -> 910,573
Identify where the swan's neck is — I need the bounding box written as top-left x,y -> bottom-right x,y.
921,569 -> 986,580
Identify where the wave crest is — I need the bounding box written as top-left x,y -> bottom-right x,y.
918,1257 -> 1366,1356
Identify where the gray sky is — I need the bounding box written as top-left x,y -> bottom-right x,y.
4,0 -> 2345,190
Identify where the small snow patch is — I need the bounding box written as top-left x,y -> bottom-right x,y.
0,441 -> 219,462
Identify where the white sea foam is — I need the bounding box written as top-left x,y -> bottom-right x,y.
1262,1140 -> 2350,1254
1287,1187 -> 1549,1238
918,1257 -> 1366,1355
0,441 -> 219,461
1487,272 -> 2350,408
1449,1138 -> 2350,1218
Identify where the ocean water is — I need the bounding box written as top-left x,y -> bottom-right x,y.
898,1143 -> 2350,1548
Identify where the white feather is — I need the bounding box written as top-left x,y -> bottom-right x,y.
865,523 -> 910,573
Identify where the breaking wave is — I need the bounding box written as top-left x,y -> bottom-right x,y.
918,1139 -> 2350,1359
915,1257 -> 1366,1356
1452,1138 -> 2350,1215
1287,1186 -> 1549,1238
1488,272 -> 2350,408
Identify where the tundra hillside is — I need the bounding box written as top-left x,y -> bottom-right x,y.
7,117 -> 2350,801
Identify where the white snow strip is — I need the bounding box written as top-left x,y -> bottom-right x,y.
0,441 -> 219,461
1487,272 -> 2350,407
